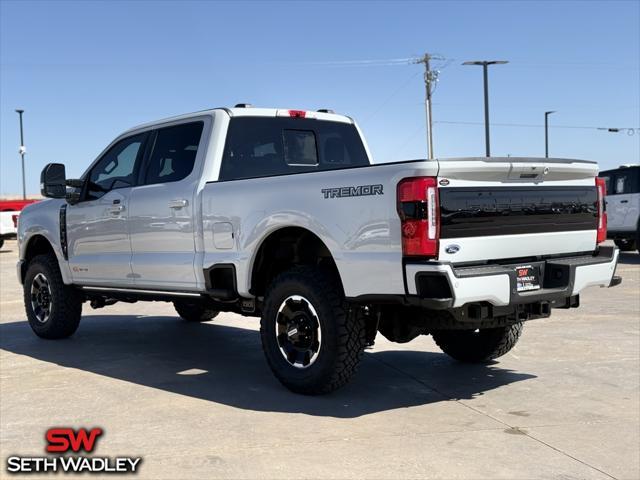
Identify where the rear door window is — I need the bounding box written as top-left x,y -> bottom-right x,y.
219,117 -> 369,181
143,122 -> 204,185
610,168 -> 640,195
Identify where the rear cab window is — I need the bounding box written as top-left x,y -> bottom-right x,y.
219,117 -> 369,181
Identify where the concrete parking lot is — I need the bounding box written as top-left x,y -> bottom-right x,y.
1,238 -> 638,479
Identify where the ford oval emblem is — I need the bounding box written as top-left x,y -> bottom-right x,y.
439,178 -> 450,186
445,244 -> 460,254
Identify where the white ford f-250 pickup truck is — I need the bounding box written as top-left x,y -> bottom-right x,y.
18,105 -> 621,394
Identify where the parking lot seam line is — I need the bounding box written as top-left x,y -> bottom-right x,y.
365,352 -> 620,480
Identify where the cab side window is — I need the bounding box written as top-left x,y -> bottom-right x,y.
614,169 -> 640,195
86,133 -> 147,200
143,122 -> 204,185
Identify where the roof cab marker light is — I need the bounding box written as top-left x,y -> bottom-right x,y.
595,177 -> 607,244
275,109 -> 317,119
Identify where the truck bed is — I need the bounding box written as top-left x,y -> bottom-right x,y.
202,156 -> 601,297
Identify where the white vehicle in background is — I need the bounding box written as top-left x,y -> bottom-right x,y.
600,165 -> 640,252
16,105 -> 622,394
0,211 -> 19,249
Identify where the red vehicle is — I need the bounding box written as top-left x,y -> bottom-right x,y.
0,199 -> 39,212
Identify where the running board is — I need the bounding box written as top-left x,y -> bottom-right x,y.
80,286 -> 202,298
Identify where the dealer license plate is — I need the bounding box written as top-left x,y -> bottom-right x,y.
515,265 -> 541,292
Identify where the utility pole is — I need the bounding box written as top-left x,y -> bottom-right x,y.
544,111 -> 556,158
415,53 -> 441,159
15,109 -> 26,200
462,60 -> 509,157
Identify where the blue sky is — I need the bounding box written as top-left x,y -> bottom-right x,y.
1,0 -> 638,195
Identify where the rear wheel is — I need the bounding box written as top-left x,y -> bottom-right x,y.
260,266 -> 367,395
173,301 -> 219,322
614,238 -> 636,251
432,323 -> 523,363
24,254 -> 82,339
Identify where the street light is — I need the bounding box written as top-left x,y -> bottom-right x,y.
544,111 -> 556,158
462,60 -> 509,157
15,109 -> 26,200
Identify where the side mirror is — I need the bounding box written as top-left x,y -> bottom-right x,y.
40,163 -> 67,198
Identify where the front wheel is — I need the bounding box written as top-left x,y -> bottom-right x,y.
432,323 -> 523,363
24,254 -> 82,339
260,266 -> 367,395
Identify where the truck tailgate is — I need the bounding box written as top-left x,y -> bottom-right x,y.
436,157 -> 600,264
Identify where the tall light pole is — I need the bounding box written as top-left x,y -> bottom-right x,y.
462,60 -> 508,157
544,110 -> 556,158
15,109 -> 26,199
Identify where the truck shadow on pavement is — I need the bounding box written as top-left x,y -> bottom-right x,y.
0,315 -> 535,418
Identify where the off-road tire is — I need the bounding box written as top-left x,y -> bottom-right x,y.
260,266 -> 367,395
432,323 -> 523,363
614,238 -> 636,252
173,301 -> 219,322
24,254 -> 82,339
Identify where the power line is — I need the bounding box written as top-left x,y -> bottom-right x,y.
296,57 -> 414,67
292,57 -> 637,70
434,120 -> 640,134
360,71 -> 421,124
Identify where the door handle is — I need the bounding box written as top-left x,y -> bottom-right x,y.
620,200 -> 629,204
168,199 -> 188,209
108,205 -> 124,214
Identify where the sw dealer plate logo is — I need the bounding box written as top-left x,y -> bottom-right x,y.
6,427 -> 142,475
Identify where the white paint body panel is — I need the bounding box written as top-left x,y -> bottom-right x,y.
405,263 -> 511,307
17,199 -> 73,284
572,249 -> 620,295
606,193 -> 640,232
438,230 -> 597,264
201,160 -> 439,297
66,188 -> 133,285
127,115 -> 213,289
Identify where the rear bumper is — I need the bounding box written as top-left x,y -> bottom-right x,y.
404,246 -> 620,309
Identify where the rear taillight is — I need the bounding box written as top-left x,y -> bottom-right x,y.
397,177 -> 439,258
12,214 -> 18,228
595,177 -> 607,244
